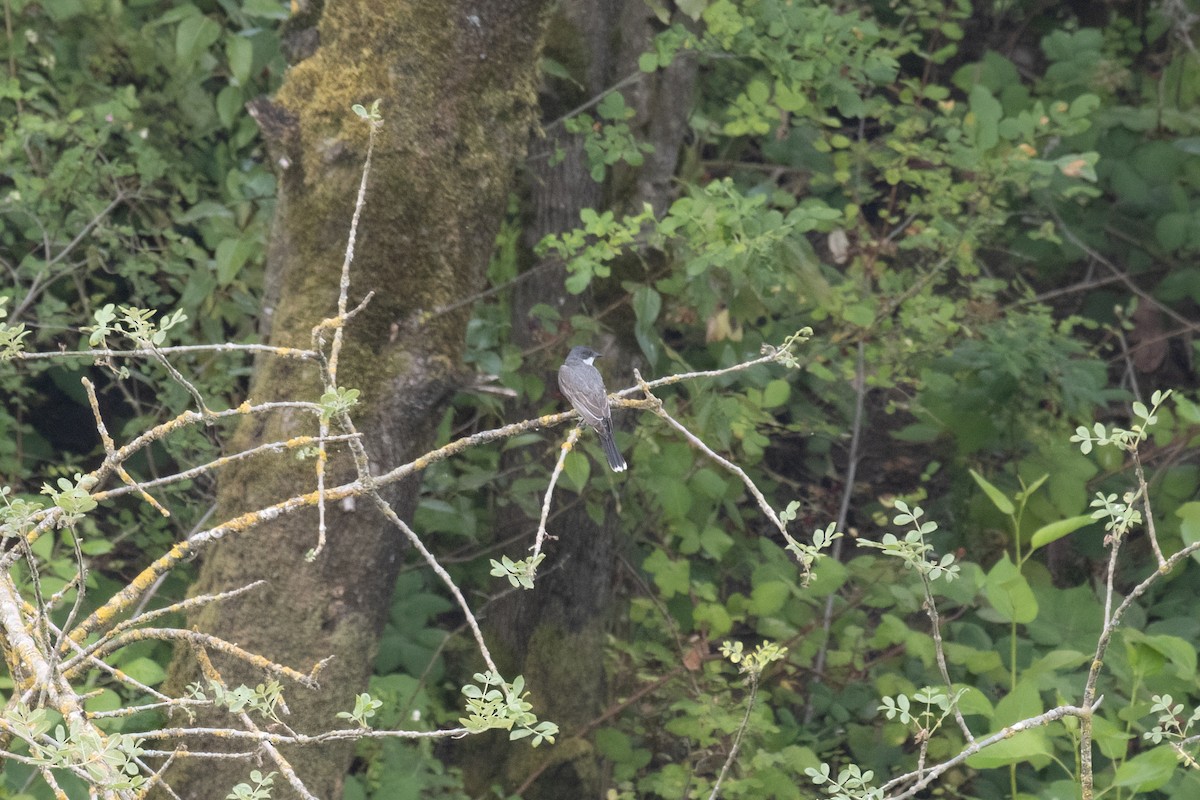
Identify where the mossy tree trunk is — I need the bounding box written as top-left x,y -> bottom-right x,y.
162,3 -> 551,798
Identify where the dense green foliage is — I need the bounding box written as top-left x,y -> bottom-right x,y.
1,0 -> 283,482
416,1 -> 1200,798
4,0 -> 1200,799
1,1 -> 284,794
0,0 -> 285,668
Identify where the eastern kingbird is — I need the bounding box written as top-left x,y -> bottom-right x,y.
558,346 -> 627,472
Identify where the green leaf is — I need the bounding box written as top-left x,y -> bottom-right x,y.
698,526 -> 734,560
540,57 -> 580,87
80,537 -> 114,555
955,686 -> 994,719
226,34 -> 253,86
694,602 -> 732,636
153,3 -> 202,25
595,726 -> 632,758
1022,649 -> 1089,687
967,84 -> 1002,151
676,0 -> 707,21
749,580 -> 789,615
970,469 -> 1015,516
1027,514 -> 1093,554
1122,630 -> 1197,678
84,689 -> 123,713
1112,746 -> 1176,792
803,555 -> 847,595
761,379 -> 790,409
216,85 -> 243,129
596,91 -> 630,121
632,286 -> 662,329
746,79 -> 770,106
965,729 -> 1051,769
984,554 -> 1038,624
215,235 -> 256,285
967,678 -> 1050,767
841,302 -> 875,328
643,548 -> 689,598
944,641 -> 1003,674
1016,473 -> 1049,501
690,469 -> 728,500
1176,501 -> 1200,564
1175,137 -> 1200,155
774,80 -> 806,112
1026,585 -> 1102,649
414,497 -> 476,539
176,15 -> 221,68
995,678 -> 1043,725
177,200 -> 235,224
891,422 -> 941,443
565,268 -> 591,294
656,480 -> 692,520
1155,211 -> 1191,252
43,0 -> 86,21
1091,712 -> 1133,760
241,0 -> 289,18
118,656 -> 168,686
562,449 -> 591,490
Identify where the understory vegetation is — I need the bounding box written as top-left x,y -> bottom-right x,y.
3,0 -> 1200,798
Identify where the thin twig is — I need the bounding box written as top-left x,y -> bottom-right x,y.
64,628 -> 328,687
1048,204 -> 1200,337
918,570 -> 975,744
707,676 -> 760,800
530,428 -> 577,561
881,700 -> 1102,800
83,378 -> 169,516
14,343 -> 318,362
633,370 -> 791,543
805,340 -> 866,726
1131,449 -> 1166,568
307,109 -> 379,560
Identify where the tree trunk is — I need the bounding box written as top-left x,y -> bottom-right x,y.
162,3 -> 551,798
460,3 -> 696,796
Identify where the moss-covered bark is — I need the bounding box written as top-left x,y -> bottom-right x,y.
162,3 -> 550,798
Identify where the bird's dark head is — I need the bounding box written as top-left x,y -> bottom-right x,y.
566,345 -> 602,365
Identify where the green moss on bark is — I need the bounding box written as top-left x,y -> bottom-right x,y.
162,3 -> 552,798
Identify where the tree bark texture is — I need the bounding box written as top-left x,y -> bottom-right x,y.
162,3 -> 551,798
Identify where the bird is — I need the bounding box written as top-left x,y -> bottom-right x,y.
557,346 -> 627,472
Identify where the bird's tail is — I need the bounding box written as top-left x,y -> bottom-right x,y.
598,419 -> 627,472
